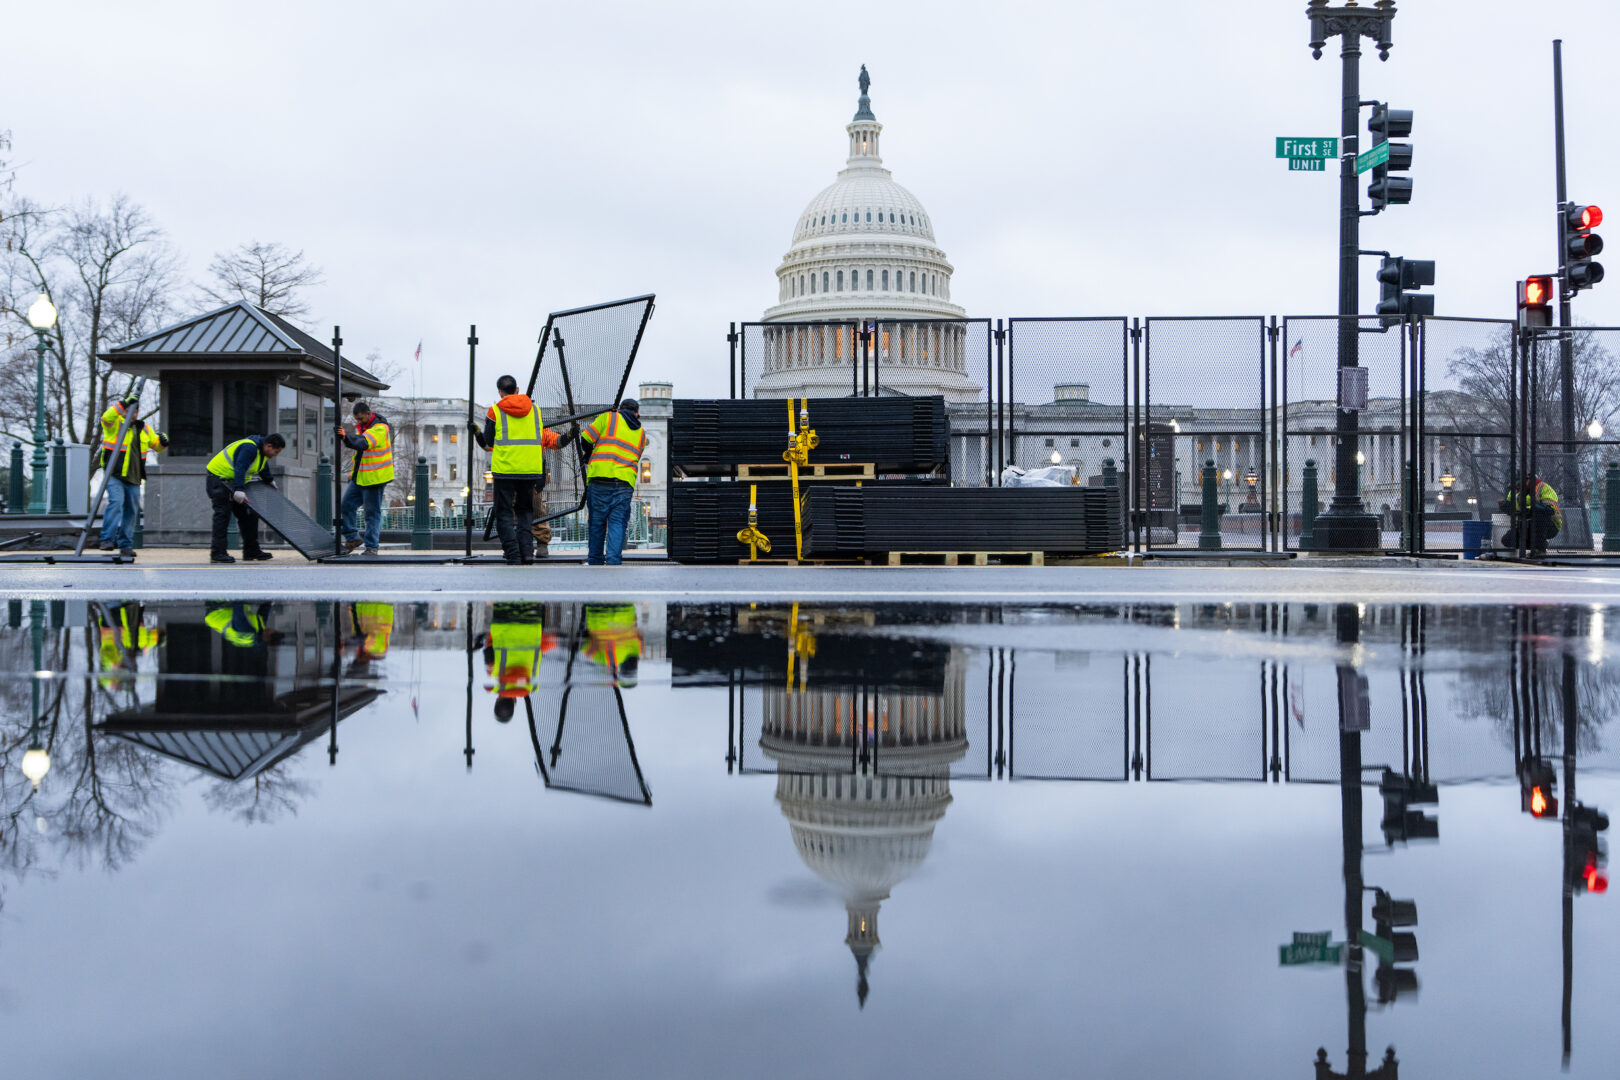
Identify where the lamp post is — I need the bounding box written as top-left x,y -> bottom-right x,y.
1245,467 -> 1260,508
1438,470 -> 1455,507
1306,0 -> 1396,552
25,294 -> 57,515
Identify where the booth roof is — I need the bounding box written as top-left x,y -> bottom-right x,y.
105,301 -> 388,392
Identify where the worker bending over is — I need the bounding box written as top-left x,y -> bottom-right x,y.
1499,475 -> 1562,554
472,375 -> 573,565
204,433 -> 284,563
580,398 -> 647,566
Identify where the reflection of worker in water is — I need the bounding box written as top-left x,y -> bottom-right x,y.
481,602 -> 554,721
583,603 -> 641,688
204,602 -> 284,648
97,602 -> 162,688
348,602 -> 394,663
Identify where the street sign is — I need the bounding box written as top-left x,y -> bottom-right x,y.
1290,159 -> 1326,172
1293,931 -> 1332,946
1360,930 -> 1395,964
1277,137 -> 1338,159
1356,141 -> 1390,174
1280,941 -> 1344,966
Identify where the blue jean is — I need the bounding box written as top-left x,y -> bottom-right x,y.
587,481 -> 633,565
101,476 -> 141,550
341,481 -> 385,550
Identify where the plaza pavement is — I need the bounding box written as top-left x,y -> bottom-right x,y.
1,547 -> 1618,604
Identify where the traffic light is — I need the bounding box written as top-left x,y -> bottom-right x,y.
1521,757 -> 1559,819
1566,802 -> 1609,895
1375,257 -> 1436,328
1370,889 -> 1420,1004
1564,202 -> 1604,292
1518,275 -> 1554,330
1367,103 -> 1414,212
1380,768 -> 1439,844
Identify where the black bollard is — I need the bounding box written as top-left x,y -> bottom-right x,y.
49,439 -> 67,515
7,443 -> 22,513
315,455 -> 333,529
412,455 -> 431,550
1301,459 -> 1319,550
1101,457 -> 1117,488
1198,459 -> 1222,551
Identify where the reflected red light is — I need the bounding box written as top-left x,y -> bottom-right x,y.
1532,786 -> 1550,816
1586,861 -> 1608,893
1579,205 -> 1604,230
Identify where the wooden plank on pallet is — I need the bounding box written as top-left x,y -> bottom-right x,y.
883,551 -> 1045,567
736,462 -> 876,481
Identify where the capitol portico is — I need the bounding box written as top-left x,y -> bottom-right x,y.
756,67 -> 981,402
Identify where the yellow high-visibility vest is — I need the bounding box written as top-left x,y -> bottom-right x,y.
207,438 -> 266,482
584,411 -> 646,484
354,421 -> 394,486
486,618 -> 545,697
205,606 -> 265,647
490,403 -> 547,476
585,604 -> 641,671
353,602 -> 394,656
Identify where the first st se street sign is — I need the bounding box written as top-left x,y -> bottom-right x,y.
1277,137 -> 1338,173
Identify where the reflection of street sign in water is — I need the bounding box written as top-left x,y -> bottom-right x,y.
1279,937 -> 1343,966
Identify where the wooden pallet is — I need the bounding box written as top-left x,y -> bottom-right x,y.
736,556 -> 864,566
882,551 -> 1046,567
736,461 -> 876,481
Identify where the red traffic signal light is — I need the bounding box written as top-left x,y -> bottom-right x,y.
1585,857 -> 1608,894
1574,204 -> 1603,230
1519,276 -> 1555,329
1565,203 -> 1605,292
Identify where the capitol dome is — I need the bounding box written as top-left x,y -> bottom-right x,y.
755,67 -> 980,402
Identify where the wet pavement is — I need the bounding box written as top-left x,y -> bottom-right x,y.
2,595 -> 1617,1077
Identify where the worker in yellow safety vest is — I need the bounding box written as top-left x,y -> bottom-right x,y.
580,399 -> 647,566
97,602 -> 162,688
481,602 -> 555,722
204,602 -> 282,647
1499,475 -> 1563,554
472,374 -> 574,565
336,400 -> 393,556
204,433 -> 285,563
583,603 -> 641,688
349,602 -> 394,662
97,400 -> 168,557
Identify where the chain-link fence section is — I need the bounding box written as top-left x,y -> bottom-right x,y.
1523,325 -> 1620,552
1281,316 -> 1409,551
1004,318 -> 1129,537
1004,649 -> 1129,780
1419,317 -> 1519,552
1140,318 -> 1269,549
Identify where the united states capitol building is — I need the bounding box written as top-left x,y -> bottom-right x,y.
750,69 -> 1489,519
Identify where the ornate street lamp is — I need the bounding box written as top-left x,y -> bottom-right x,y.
25,293 -> 57,515
1588,420 -> 1605,439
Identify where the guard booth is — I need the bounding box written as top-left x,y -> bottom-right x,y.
103,302 -> 388,546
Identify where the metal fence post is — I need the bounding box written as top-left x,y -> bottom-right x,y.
7,443 -> 22,513
1301,459 -> 1319,550
412,456 -> 431,550
49,439 -> 67,514
1199,460 -> 1222,550
1604,462 -> 1620,552
316,455 -> 333,528
728,322 -> 738,400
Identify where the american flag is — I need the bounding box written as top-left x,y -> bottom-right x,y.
1289,340 -> 1304,359
414,339 -> 423,363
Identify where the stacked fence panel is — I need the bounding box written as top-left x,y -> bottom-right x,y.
800,486 -> 1123,556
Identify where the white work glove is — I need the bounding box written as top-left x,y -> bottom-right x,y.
232,490 -> 248,504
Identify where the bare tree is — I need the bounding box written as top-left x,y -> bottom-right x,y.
1434,324 -> 1620,502
0,195 -> 182,443
202,241 -> 324,321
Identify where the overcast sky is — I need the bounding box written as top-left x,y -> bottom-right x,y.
6,0 -> 1619,398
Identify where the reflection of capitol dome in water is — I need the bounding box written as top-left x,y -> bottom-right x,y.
761,659 -> 968,1007
755,67 -> 979,402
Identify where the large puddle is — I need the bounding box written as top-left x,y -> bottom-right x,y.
1,598 -> 1616,1077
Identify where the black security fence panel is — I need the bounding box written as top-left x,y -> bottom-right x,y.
1139,317 -> 1270,550
865,318 -> 995,485
1281,316 -> 1411,553
734,320 -> 861,402
1522,325 -> 1620,552
1003,649 -> 1131,781
1418,317 -> 1520,552
1004,318 -> 1130,526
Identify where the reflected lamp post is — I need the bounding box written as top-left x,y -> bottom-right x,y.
21,599 -> 50,790
25,293 -> 57,515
